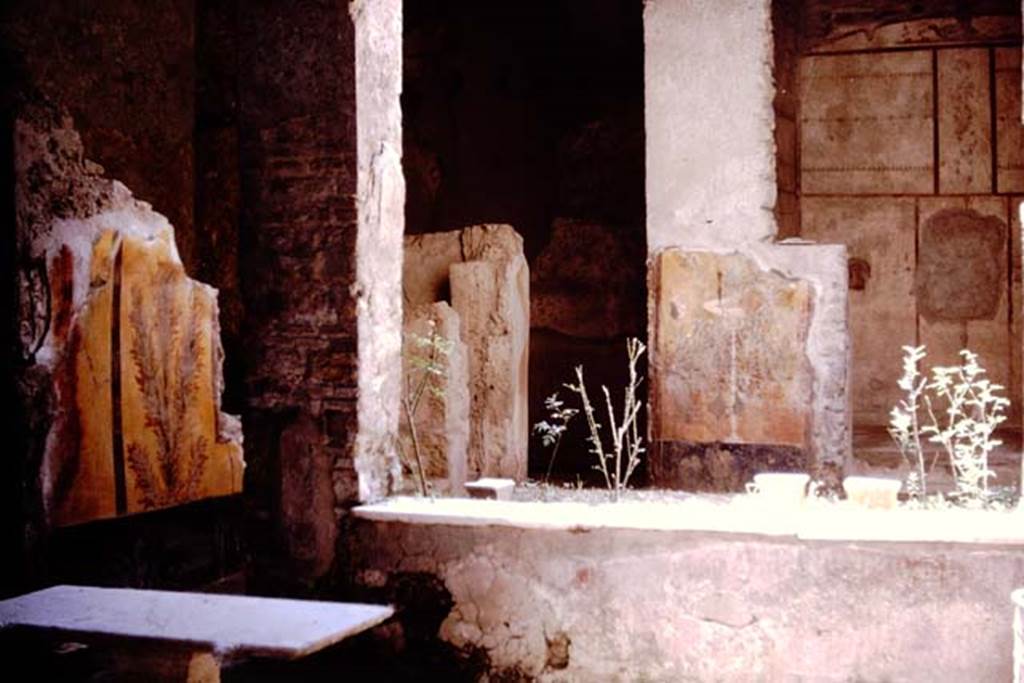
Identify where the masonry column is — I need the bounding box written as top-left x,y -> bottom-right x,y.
644,0 -> 850,490
238,0 -> 403,588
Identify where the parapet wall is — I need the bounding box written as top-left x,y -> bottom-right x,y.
348,499 -> 1024,681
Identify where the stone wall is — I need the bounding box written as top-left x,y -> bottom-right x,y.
644,0 -> 850,486
237,0 -> 403,588
797,12 -> 1024,428
0,0 -> 243,595
347,510 -> 1024,681
8,99 -> 246,593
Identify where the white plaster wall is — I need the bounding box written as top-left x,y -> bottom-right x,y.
644,0 -> 777,252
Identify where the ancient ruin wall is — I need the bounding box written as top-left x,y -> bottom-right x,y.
237,0 -> 404,584
644,0 -> 851,484
13,101 -> 244,528
348,513 -> 1024,681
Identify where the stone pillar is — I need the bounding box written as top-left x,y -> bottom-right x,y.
645,0 -> 777,254
238,0 -> 403,584
354,0 -> 405,503
644,0 -> 850,489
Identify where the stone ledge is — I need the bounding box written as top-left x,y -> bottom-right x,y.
353,496 -> 1024,545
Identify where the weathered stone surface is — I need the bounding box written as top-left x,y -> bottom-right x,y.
531,219 -> 645,339
916,198 -> 1014,415
232,0 -> 405,585
349,512 -> 1024,681
403,225 -> 525,308
400,303 -> 468,495
451,254 -> 530,481
917,208 -> 1006,321
802,197 -> 917,425
938,49 -> 992,194
354,0 -> 405,503
404,224 -> 529,481
651,249 -> 814,450
403,231 -> 464,307
996,47 -> 1024,193
799,51 -> 934,195
754,241 -> 851,470
802,3 -> 1020,52
644,0 -> 777,251
0,0 -> 198,270
15,105 -> 243,527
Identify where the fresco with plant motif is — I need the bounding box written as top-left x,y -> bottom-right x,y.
49,229 -> 244,526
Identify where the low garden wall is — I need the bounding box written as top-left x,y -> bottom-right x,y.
348,498 -> 1024,681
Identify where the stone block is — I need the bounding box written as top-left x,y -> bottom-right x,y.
650,249 -> 813,450
465,478 -> 516,500
403,231 -> 463,307
404,224 -> 529,482
799,51 -> 933,194
400,302 -> 469,494
451,255 -> 530,481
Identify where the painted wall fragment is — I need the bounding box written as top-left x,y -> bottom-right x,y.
16,102 -> 243,527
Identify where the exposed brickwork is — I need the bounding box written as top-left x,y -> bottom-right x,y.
237,0 -> 404,585
236,1 -> 359,586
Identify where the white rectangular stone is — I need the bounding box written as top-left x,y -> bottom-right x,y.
465,478 -> 516,500
0,586 -> 393,662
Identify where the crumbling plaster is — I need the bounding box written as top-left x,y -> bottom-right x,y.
644,0 -> 850,472
349,504 -> 1024,681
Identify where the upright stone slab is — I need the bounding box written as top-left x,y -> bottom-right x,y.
15,103 -> 244,526
404,225 -> 529,481
401,302 -> 469,494
451,227 -> 529,481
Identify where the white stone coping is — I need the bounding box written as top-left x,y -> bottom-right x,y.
0,585 -> 394,662
353,496 -> 1024,545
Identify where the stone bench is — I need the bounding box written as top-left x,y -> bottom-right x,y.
0,585 -> 394,682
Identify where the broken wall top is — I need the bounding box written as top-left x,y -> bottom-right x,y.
15,101 -> 243,526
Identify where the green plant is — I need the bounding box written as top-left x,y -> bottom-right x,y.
563,337 -> 646,501
533,393 -> 578,482
888,345 -> 1011,508
401,318 -> 453,497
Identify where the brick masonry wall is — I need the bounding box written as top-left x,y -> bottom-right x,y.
237,0 -> 362,588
